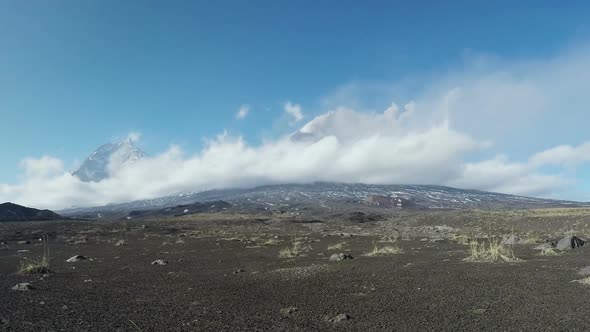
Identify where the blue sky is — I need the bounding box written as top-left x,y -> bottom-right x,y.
2,1 -> 590,207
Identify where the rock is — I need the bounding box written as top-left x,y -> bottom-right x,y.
556,236 -> 586,250
114,240 -> 127,246
501,234 -> 526,245
73,238 -> 88,244
17,240 -> 30,245
328,313 -> 352,323
329,253 -> 354,261
151,259 -> 168,265
234,268 -> 245,274
579,266 -> 590,276
280,307 -> 298,317
66,255 -> 86,263
533,242 -> 554,250
12,283 -> 33,291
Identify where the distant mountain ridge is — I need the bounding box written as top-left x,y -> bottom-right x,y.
72,139 -> 147,182
0,202 -> 63,222
59,182 -> 590,218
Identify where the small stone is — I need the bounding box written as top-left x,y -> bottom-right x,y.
151,259 -> 168,265
234,269 -> 245,274
12,283 -> 33,291
66,255 -> 86,263
328,313 -> 352,323
533,242 -> 554,250
280,307 -> 298,317
17,240 -> 30,245
329,253 -> 354,261
114,240 -> 127,246
579,266 -> 590,276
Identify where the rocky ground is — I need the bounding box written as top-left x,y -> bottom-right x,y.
2,208 -> 590,331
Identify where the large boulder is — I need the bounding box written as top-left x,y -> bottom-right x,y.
556,236 -> 586,250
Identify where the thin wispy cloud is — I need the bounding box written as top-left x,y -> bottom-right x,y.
236,105 -> 249,120
284,101 -> 303,124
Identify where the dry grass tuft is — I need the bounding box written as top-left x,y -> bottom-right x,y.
538,247 -> 562,256
523,234 -> 541,244
278,241 -> 310,258
19,235 -> 51,274
454,234 -> 471,245
327,242 -> 346,250
262,239 -> 281,246
365,244 -> 403,257
573,276 -> 590,285
464,238 -> 520,263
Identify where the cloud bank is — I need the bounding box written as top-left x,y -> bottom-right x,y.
3,45 -> 590,209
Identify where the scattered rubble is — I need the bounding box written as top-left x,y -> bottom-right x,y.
151,259 -> 168,265
12,283 -> 33,291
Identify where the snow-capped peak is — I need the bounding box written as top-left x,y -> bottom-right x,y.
72,139 -> 148,182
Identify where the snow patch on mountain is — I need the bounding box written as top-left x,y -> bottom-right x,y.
72,140 -> 148,182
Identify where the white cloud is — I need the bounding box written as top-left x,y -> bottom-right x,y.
284,101 -> 303,123
20,156 -> 64,178
126,132 -> 141,143
236,105 -> 249,119
530,142 -> 590,167
0,106 -> 576,210
4,45 -> 590,208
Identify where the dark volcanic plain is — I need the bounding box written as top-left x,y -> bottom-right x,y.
3,209 -> 590,331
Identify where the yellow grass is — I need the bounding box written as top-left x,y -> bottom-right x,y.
365,244 -> 403,256
278,241 -> 310,258
464,238 -> 520,263
19,235 -> 51,274
538,247 -> 562,256
327,242 -> 346,250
